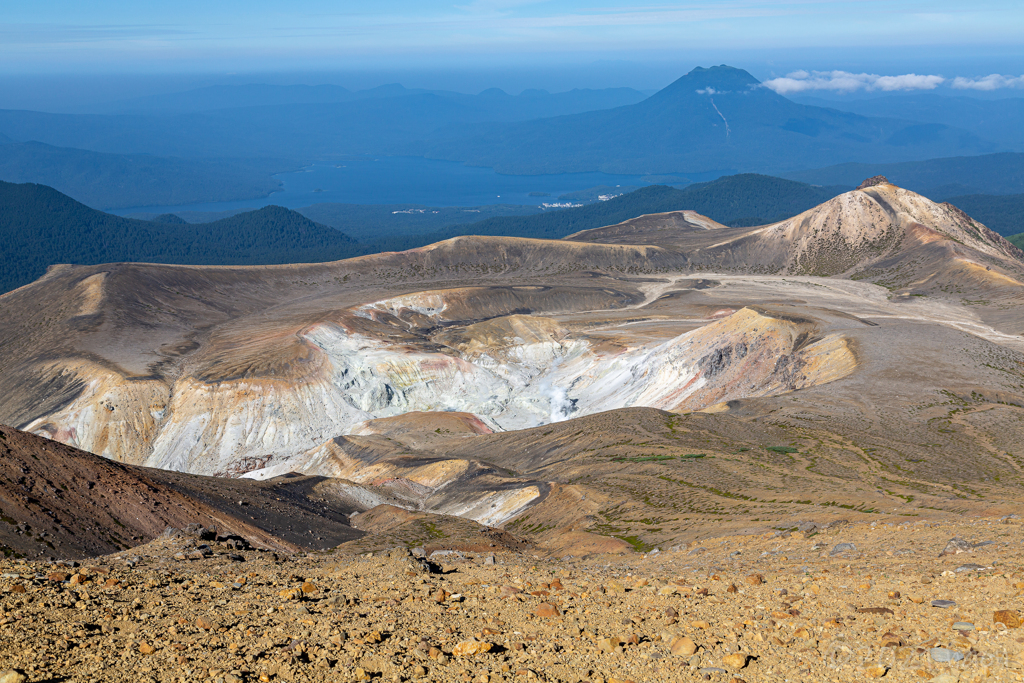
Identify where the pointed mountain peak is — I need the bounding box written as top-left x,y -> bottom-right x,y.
667,65 -> 761,93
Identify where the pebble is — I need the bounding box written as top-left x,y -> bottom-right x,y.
721,653 -> 747,671
669,636 -> 697,657
954,563 -> 989,572
534,603 -> 560,618
0,671 -> 27,683
452,639 -> 493,657
994,609 -> 1023,628
929,647 -> 965,663
940,537 -> 974,556
4,516 -> 1024,683
863,663 -> 888,678
931,599 -> 957,608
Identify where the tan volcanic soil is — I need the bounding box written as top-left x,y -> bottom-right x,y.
3,517 -> 1024,683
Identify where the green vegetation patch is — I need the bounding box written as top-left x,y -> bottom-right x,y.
422,522 -> 446,540
612,453 -> 706,463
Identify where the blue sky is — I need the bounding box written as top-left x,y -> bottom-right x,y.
2,0 -> 1023,108
3,1 -> 1022,70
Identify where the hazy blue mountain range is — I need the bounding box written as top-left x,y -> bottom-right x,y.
419,66 -> 1002,175
0,85 -> 649,160
0,139 -> 286,209
0,181 -> 359,293
792,94 -> 1024,151
98,82 -> 649,116
0,65 -> 1018,212
783,152 -> 1024,198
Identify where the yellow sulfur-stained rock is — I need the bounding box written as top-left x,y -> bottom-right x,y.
863,663 -> 888,678
722,653 -> 748,671
995,610 -> 1022,628
453,639 -> 493,657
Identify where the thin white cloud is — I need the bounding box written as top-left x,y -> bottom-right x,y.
762,70 -> 944,94
951,74 -> 1024,90
0,23 -> 194,45
873,74 -> 945,91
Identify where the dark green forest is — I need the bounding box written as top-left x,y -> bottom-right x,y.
786,153 -> 1024,198
365,174 -> 850,250
296,203 -> 542,242
943,194 -> 1024,236
0,181 -> 359,293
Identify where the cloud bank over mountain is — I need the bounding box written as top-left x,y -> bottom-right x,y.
764,69 -> 1024,94
952,74 -> 1024,90
762,70 -> 946,94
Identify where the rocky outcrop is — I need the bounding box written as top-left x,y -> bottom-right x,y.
857,175 -> 892,190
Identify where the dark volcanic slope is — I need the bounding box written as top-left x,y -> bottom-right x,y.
147,471 -> 367,551
0,425 -> 364,560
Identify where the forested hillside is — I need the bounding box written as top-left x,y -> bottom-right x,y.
0,182 -> 358,293
786,153 -> 1024,198
366,174 -> 850,251
943,194 -> 1024,236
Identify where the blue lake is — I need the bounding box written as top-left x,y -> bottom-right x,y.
112,155 -> 720,215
